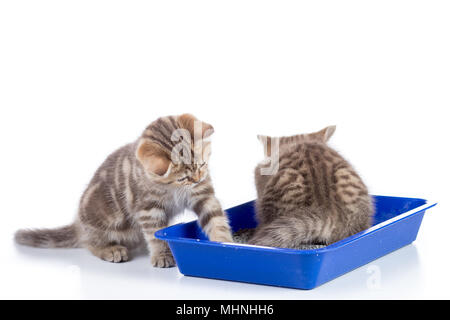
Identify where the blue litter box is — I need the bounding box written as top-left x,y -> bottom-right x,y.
155,195 -> 436,289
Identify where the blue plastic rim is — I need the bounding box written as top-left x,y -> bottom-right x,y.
155,195 -> 437,289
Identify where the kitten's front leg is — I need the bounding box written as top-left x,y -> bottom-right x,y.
137,208 -> 175,268
190,195 -> 233,242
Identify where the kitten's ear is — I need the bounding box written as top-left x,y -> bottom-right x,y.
136,139 -> 171,176
202,141 -> 212,162
314,125 -> 336,142
257,135 -> 272,157
178,113 -> 214,139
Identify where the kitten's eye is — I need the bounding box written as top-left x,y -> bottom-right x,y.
177,176 -> 188,182
199,162 -> 206,168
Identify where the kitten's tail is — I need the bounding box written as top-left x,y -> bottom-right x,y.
14,224 -> 80,248
248,216 -> 322,248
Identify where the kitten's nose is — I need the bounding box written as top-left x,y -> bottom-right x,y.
191,172 -> 200,183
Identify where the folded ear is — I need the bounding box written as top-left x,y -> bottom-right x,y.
314,125 -> 336,142
257,134 -> 272,157
178,113 -> 214,139
136,139 -> 171,176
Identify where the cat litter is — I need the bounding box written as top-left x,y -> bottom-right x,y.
156,195 -> 436,289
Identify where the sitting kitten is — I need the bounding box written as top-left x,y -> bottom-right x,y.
249,126 -> 373,248
15,114 -> 233,267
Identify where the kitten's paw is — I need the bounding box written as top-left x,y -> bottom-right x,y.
151,251 -> 175,268
205,216 -> 233,243
210,233 -> 233,243
99,245 -> 129,263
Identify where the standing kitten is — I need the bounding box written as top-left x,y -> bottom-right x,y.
249,126 -> 373,248
15,114 -> 233,267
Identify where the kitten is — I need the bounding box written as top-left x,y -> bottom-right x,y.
249,126 -> 373,248
15,114 -> 233,267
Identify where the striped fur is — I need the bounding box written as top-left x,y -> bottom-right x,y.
249,126 -> 373,248
15,114 -> 232,267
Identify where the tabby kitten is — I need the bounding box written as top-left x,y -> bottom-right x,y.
249,126 -> 373,248
15,114 -> 233,267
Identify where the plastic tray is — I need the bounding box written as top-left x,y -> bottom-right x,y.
155,195 -> 436,289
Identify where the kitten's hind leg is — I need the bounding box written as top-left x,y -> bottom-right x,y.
87,244 -> 129,263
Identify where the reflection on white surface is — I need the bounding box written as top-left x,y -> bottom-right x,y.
7,241 -> 423,299
316,244 -> 422,299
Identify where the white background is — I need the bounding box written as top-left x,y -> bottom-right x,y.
1,1 -> 449,299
